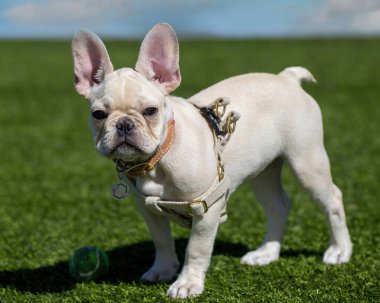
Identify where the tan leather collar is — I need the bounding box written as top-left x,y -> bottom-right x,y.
115,119 -> 175,179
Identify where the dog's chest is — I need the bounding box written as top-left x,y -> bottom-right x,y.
135,177 -> 165,197
133,168 -> 206,202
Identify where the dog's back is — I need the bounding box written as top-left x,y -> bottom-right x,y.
189,67 -> 320,190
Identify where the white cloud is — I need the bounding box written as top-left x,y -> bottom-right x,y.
353,10 -> 380,32
3,0 -> 380,37
303,0 -> 380,34
327,0 -> 378,12
4,0 -> 210,25
4,0 -> 127,24
2,0 -> 212,37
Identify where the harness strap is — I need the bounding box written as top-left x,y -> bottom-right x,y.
144,175 -> 230,227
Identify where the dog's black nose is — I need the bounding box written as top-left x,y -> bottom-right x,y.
116,117 -> 134,136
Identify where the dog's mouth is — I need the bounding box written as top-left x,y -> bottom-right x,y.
112,139 -> 142,154
98,130 -> 157,161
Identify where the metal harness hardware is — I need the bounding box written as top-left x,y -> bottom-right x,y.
200,97 -> 238,136
200,97 -> 241,181
188,200 -> 208,217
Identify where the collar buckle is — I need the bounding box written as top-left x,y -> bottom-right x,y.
125,162 -> 153,179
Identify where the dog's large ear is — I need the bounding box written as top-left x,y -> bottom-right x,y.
135,23 -> 181,95
72,30 -> 114,97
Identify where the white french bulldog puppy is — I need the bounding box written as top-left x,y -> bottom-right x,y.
72,23 -> 352,299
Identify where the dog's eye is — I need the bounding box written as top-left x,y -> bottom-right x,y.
92,110 -> 108,120
143,107 -> 158,116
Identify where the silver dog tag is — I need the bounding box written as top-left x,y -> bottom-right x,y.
112,183 -> 129,200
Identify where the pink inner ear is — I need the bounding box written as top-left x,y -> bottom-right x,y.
74,46 -> 102,87
135,24 -> 181,94
151,60 -> 180,93
72,30 -> 113,97
151,60 -> 173,82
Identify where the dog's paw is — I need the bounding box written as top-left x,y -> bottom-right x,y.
323,245 -> 352,264
167,276 -> 204,299
240,242 -> 280,266
140,260 -> 179,283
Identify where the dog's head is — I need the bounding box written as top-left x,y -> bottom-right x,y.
71,23 -> 181,162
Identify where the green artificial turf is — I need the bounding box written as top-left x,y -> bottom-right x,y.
0,38 -> 379,302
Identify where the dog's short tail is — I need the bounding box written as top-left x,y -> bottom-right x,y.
278,66 -> 317,84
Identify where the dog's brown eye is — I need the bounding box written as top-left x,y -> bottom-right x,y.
92,110 -> 108,120
143,107 -> 158,116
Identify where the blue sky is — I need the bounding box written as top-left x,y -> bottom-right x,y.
1,0 -> 380,38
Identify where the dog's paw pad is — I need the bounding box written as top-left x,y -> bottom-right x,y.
323,245 -> 351,264
167,278 -> 204,298
241,251 -> 279,266
241,243 -> 280,266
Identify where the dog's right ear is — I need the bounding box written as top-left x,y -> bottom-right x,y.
71,30 -> 114,97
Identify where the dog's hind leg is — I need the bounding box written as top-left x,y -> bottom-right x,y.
288,146 -> 352,264
241,158 -> 292,266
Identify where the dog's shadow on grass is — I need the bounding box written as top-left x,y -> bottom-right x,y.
0,238 -> 248,294
0,239 -> 322,294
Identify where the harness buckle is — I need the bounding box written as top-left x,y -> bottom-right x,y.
188,200 -> 208,217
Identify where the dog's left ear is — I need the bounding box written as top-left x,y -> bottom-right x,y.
135,23 -> 181,95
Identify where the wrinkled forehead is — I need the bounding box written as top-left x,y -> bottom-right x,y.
89,68 -> 164,110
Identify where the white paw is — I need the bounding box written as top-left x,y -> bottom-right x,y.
140,261 -> 179,283
241,242 -> 280,266
323,245 -> 352,264
167,275 -> 204,299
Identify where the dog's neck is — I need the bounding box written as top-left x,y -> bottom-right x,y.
133,96 -> 218,201
114,96 -> 218,201
115,118 -> 175,179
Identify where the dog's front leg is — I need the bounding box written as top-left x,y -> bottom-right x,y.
167,203 -> 223,299
134,198 -> 179,283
